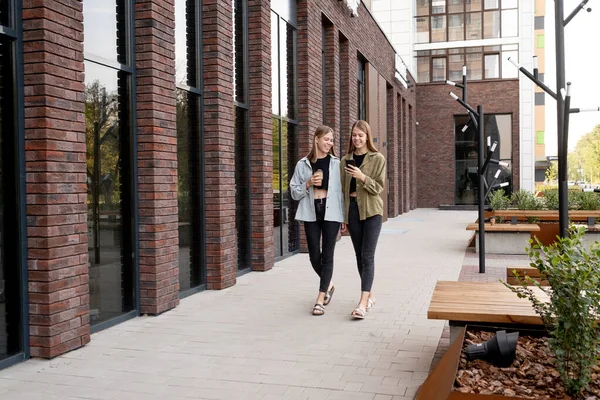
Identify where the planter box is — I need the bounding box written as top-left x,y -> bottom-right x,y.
416,326 -> 545,400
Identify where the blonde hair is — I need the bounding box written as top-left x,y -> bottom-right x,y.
347,120 -> 377,155
307,125 -> 336,162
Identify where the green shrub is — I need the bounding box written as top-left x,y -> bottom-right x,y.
489,190 -> 510,223
504,226 -> 600,397
541,189 -> 559,210
579,192 -> 600,211
510,190 -> 542,222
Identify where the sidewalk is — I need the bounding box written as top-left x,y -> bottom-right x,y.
0,209 -> 476,400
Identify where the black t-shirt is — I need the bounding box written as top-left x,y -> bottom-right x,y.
311,155 -> 330,190
349,153 -> 367,194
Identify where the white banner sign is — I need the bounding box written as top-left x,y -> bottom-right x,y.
395,54 -> 408,88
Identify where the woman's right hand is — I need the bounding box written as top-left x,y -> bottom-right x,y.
308,174 -> 322,188
340,223 -> 347,233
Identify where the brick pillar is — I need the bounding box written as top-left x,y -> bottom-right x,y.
23,0 -> 90,358
402,98 -> 410,213
248,0 -> 274,272
203,0 -> 236,288
410,104 -> 417,210
323,25 -> 340,140
339,36 -> 356,153
396,94 -> 404,214
386,89 -> 399,217
135,1 -> 180,314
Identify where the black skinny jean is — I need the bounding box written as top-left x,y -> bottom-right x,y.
347,198 -> 382,292
304,199 -> 340,293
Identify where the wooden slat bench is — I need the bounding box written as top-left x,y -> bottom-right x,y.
505,265 -> 549,286
466,223 -> 540,254
428,281 -> 546,327
492,210 -> 600,225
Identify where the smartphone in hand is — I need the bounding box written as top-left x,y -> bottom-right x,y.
346,159 -> 356,168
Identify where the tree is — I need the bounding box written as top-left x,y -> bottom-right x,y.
569,124 -> 600,183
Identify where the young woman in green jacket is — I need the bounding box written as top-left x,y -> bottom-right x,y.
340,120 -> 386,319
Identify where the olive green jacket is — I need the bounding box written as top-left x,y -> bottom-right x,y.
340,151 -> 386,223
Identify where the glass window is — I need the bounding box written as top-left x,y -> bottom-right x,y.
466,52 -> 482,80
448,0 -> 464,13
416,0 -> 430,16
432,0 -> 445,13
484,53 -> 500,78
501,9 -> 518,37
502,50 -> 518,78
503,0 -> 517,7
83,0 -> 124,64
432,57 -> 446,81
448,54 -> 464,81
431,15 -> 447,42
448,14 -> 464,41
357,57 -> 366,120
271,12 -> 280,115
466,12 -> 482,39
416,17 -> 430,43
484,0 -> 498,9
281,22 -> 297,119
233,0 -> 246,103
85,61 -> 135,326
466,0 -> 481,11
417,57 -> 430,83
483,10 -> 500,38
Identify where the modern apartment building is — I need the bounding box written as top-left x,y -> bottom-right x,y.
370,0 -> 541,207
0,0 -> 416,369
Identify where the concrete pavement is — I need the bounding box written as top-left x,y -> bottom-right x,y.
0,209 -> 476,400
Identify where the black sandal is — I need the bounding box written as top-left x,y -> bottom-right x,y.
323,285 -> 335,306
312,303 -> 325,316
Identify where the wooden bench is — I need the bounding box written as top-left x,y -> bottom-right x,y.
466,223 -> 540,232
505,265 -> 549,286
492,210 -> 600,225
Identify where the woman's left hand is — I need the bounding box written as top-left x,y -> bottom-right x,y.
345,165 -> 366,183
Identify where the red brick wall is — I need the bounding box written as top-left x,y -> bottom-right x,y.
248,0 -> 275,272
416,80 -> 520,208
135,0 -> 180,314
202,0 -> 237,288
23,0 -> 90,358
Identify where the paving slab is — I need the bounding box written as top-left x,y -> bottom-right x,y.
0,209 -> 476,399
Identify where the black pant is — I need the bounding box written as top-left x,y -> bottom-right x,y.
347,198 -> 382,292
304,199 -> 340,293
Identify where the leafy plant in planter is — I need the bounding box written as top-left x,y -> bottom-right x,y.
511,190 -> 543,223
489,190 -> 510,223
505,226 -> 600,397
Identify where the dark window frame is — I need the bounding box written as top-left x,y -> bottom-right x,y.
176,0 -> 206,295
0,0 -> 29,370
357,54 -> 366,121
84,0 -> 140,334
233,0 -> 252,275
416,0 -> 518,42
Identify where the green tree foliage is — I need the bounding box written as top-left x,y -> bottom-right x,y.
570,124 -> 600,183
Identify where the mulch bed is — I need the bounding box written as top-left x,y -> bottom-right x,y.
453,329 -> 600,399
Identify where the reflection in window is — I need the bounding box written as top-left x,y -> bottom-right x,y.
432,0 -> 445,13
466,12 -> 482,39
466,0 -> 482,11
432,57 -> 446,81
484,53 -> 499,78
416,17 -> 429,43
454,114 -> 513,205
448,14 -> 464,41
85,61 -> 135,326
466,52 -> 482,80
416,0 -> 429,16
448,54 -> 464,81
483,10 -> 500,38
83,0 -> 122,63
357,56 -> 366,120
234,0 -> 251,272
501,9 -> 518,37
271,11 -> 299,258
431,15 -> 446,42
175,0 -> 204,291
448,0 -> 464,13
502,50 -> 518,78
0,35 -> 23,361
484,0 -> 498,9
417,57 -> 430,83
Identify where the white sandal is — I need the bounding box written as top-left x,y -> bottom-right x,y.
351,307 -> 366,319
366,298 -> 376,312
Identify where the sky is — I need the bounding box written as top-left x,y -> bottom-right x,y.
544,0 -> 600,155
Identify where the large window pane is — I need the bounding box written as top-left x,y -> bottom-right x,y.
448,54 -> 464,81
0,37 -> 22,361
502,50 -> 518,78
272,118 -> 281,257
466,0 -> 481,11
483,10 -> 500,38
466,53 -> 482,80
233,0 -> 246,103
271,12 -> 280,115
85,61 -> 134,325
416,17 -> 430,43
484,0 -> 498,9
416,0 -> 430,16
432,0 -> 445,13
432,57 -> 446,81
281,22 -> 297,119
235,107 -> 251,270
448,14 -> 464,41
465,12 -> 481,40
484,53 -> 499,78
501,9 -> 518,37
431,15 -> 447,42
83,0 -> 124,64
0,1 -> 9,26
417,57 -> 430,82
448,0 -> 464,13
283,122 -> 299,253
